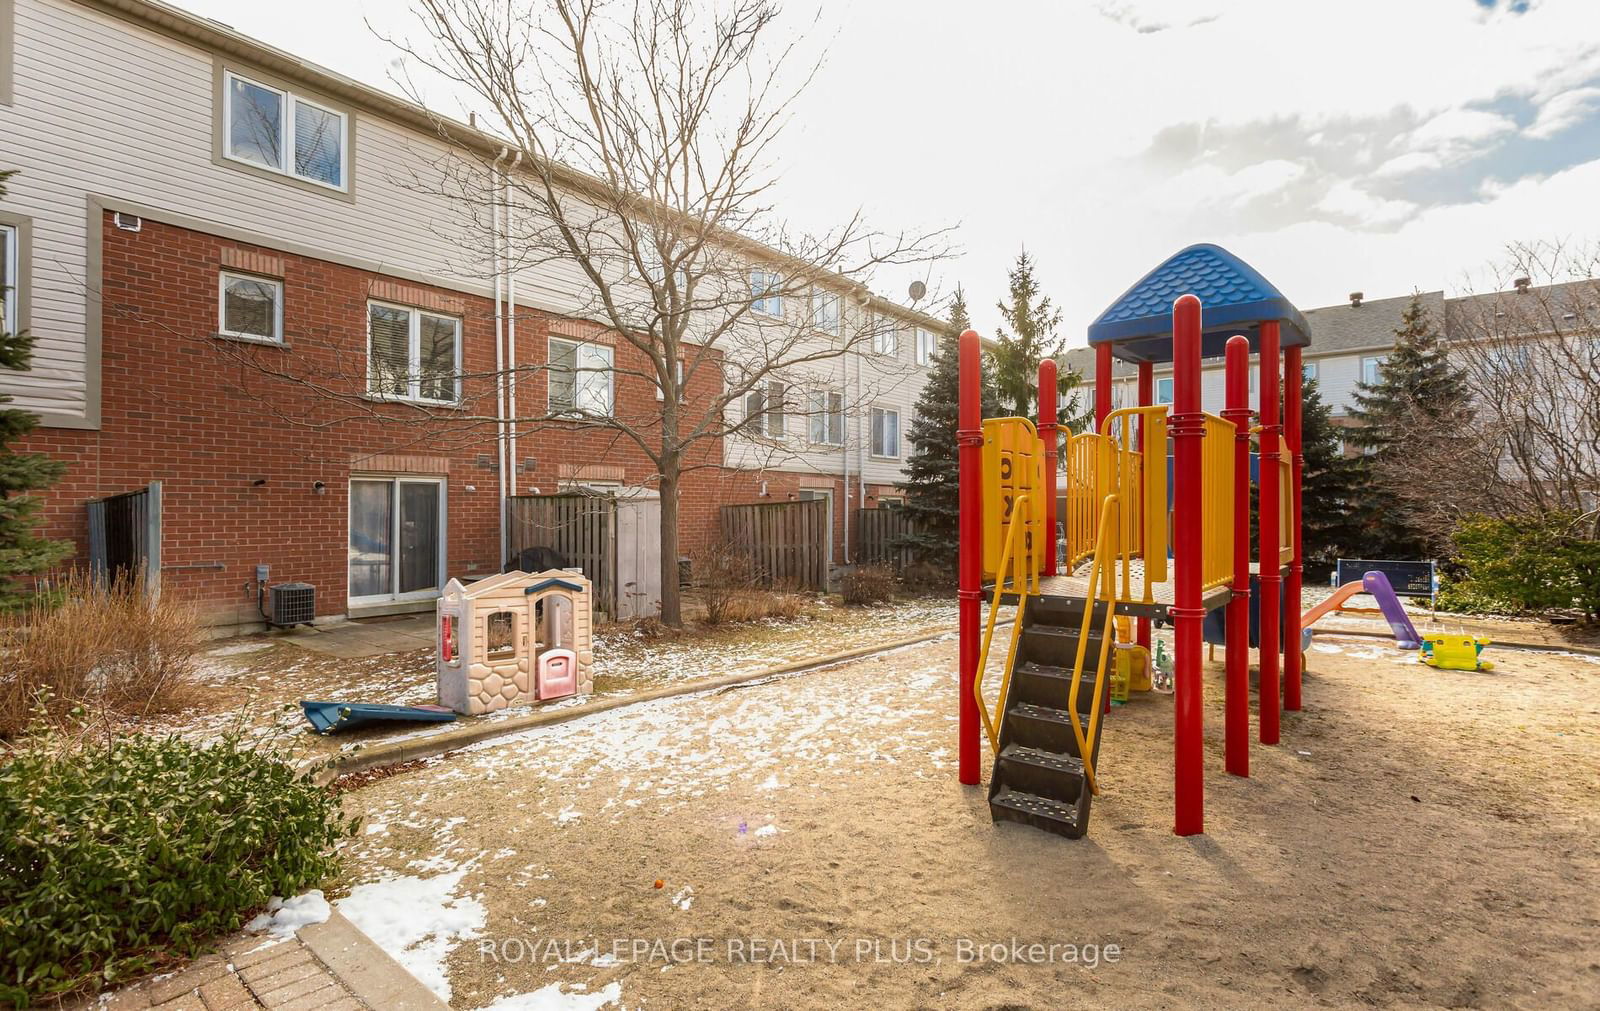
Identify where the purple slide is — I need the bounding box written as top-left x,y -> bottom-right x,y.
1363,570 -> 1421,649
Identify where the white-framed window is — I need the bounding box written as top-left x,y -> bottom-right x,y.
807,388 -> 844,446
870,407 -> 900,458
223,70 -> 348,190
1361,355 -> 1385,386
217,271 -> 283,343
873,316 -> 899,357
1302,361 -> 1319,382
743,379 -> 787,438
0,224 -> 16,337
750,269 -> 783,317
366,302 -> 460,404
548,337 -> 615,417
1156,377 -> 1174,405
812,290 -> 840,336
654,358 -> 686,401
915,327 -> 937,366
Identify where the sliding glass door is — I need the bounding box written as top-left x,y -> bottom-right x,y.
349,477 -> 445,605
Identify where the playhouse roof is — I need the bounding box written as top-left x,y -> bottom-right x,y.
444,569 -> 589,599
1087,243 -> 1311,364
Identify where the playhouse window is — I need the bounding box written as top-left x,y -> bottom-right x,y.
486,610 -> 516,659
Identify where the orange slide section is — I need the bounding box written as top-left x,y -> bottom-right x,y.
1300,581 -> 1366,629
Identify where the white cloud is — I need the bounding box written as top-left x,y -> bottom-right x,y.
1408,108 -> 1517,148
1315,182 -> 1419,228
1527,86 -> 1600,139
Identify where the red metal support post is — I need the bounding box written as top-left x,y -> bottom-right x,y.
1284,346 -> 1305,712
1170,295 -> 1205,836
1038,358 -> 1059,577
957,330 -> 983,785
1258,320 -> 1282,745
1222,336 -> 1252,777
1095,343 -> 1113,431
1135,361 -> 1154,652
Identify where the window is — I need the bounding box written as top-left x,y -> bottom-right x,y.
1302,361 -> 1319,382
1361,356 -> 1385,386
750,269 -> 783,316
548,337 -> 614,416
486,611 -> 517,660
654,358 -> 686,401
915,327 -> 937,366
807,389 -> 844,445
743,380 -> 787,438
873,317 -> 900,357
870,407 -> 900,458
223,70 -> 347,190
812,290 -> 840,336
1156,377 -> 1174,405
366,303 -> 460,403
0,224 -> 15,337
218,271 -> 282,342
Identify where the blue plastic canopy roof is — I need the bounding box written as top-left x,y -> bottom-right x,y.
1087,243 -> 1310,364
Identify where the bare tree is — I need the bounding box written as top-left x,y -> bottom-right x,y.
195,0 -> 951,626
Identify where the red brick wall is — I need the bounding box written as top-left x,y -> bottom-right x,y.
20,213 -> 732,626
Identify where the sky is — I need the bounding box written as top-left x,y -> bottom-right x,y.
173,0 -> 1600,345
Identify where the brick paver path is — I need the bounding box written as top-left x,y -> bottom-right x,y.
104,935 -> 366,1011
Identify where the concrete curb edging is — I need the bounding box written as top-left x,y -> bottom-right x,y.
298,911 -> 449,1010
1312,626 -> 1600,657
315,624 -> 968,785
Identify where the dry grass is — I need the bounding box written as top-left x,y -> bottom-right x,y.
0,570 -> 203,737
711,590 -> 808,624
841,565 -> 897,606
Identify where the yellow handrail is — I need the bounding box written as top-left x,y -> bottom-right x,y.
973,492 -> 1037,753
1066,493 -> 1120,797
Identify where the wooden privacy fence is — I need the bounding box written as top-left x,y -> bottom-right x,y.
87,481 -> 162,595
720,499 -> 828,590
855,507 -> 918,570
507,493 -> 617,618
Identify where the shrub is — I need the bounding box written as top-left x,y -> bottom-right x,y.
1449,512 -> 1600,619
714,590 -> 807,623
0,724 -> 357,1006
693,544 -> 757,625
0,570 -> 201,736
841,565 -> 897,606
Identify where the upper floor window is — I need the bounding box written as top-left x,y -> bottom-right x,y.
654,358 -> 686,402
812,290 -> 840,336
1303,361 -> 1319,382
549,337 -> 614,417
367,302 -> 460,404
223,71 -> 348,191
1156,377 -> 1174,405
0,224 -> 15,336
1361,355 -> 1385,386
915,327 -> 937,366
873,317 -> 899,357
218,271 -> 282,343
807,389 -> 844,446
870,407 -> 901,458
743,379 -> 787,438
750,269 -> 783,317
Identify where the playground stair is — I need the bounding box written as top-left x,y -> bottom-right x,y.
987,599 -> 1111,839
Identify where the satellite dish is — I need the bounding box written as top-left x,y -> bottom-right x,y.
908,280 -> 927,302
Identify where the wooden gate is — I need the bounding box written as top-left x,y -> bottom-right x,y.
855,507 -> 917,570
720,499 -> 827,590
507,493 -> 616,617
86,481 -> 162,595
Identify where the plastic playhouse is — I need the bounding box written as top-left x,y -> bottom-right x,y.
955,243 -> 1312,840
436,569 -> 595,715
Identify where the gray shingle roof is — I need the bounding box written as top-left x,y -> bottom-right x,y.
1300,290 -> 1443,355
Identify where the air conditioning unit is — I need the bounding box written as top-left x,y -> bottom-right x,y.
267,582 -> 316,627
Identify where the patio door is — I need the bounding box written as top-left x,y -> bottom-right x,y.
349,477 -> 445,605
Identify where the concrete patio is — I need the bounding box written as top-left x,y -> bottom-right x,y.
278,614 -> 436,660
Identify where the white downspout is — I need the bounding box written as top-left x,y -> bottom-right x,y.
505,152 -> 523,499
493,149 -> 508,569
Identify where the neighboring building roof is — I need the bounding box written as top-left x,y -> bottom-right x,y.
1301,290 -> 1443,355
1444,279 -> 1600,340
1087,243 -> 1311,363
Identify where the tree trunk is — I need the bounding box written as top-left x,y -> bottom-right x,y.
658,460 -> 683,627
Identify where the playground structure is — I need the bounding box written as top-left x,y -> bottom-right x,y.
436,569 -> 595,715
1302,570 -> 1423,649
957,243 -> 1310,838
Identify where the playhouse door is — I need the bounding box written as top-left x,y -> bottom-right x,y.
537,648 -> 578,700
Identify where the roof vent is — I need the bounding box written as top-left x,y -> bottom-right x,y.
1349,292 -> 1364,308
1514,276 -> 1531,293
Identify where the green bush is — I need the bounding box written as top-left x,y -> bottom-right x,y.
1449,512 -> 1600,619
0,726 -> 358,1006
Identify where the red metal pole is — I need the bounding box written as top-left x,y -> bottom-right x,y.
1284,346 -> 1305,712
1135,361 -> 1154,653
1170,295 -> 1205,837
1222,336 -> 1252,778
1038,358 -> 1059,578
1095,343 -> 1113,431
1258,320 -> 1282,746
957,330 -> 983,786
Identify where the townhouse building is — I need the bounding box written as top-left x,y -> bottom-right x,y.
0,0 -> 941,629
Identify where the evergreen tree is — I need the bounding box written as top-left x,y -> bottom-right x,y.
896,288 -> 1001,568
991,249 -> 1081,419
1345,293 -> 1472,558
0,170 -> 70,601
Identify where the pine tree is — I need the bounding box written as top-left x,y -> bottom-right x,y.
992,249 -> 1074,418
1345,293 -> 1472,558
896,288 -> 1001,568
0,170 -> 70,601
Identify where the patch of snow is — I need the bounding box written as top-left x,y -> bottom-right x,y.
478,981 -> 621,1011
556,806 -> 582,826
244,889 -> 330,939
207,640 -> 274,656
753,824 -> 778,838
671,885 -> 694,910
756,773 -> 781,791
338,862 -> 486,1003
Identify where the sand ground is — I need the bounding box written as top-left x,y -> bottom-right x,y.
332,630 -> 1600,1010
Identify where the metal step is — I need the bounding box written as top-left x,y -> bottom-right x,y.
994,743 -> 1087,804
1004,702 -> 1103,764
989,787 -> 1087,839
1021,623 -> 1109,668
1011,660 -> 1101,714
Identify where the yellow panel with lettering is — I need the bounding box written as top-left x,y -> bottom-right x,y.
981,417 -> 1043,579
